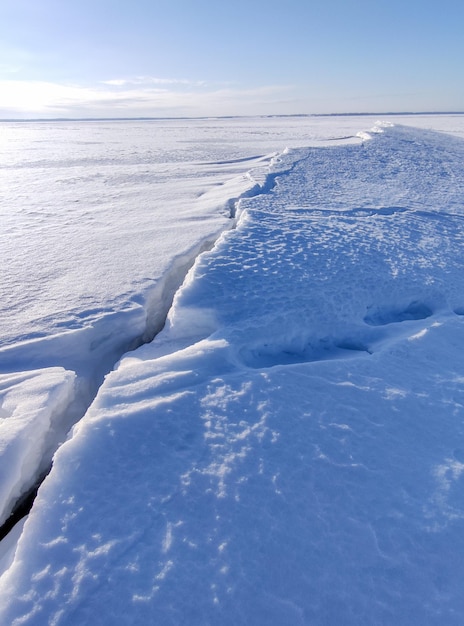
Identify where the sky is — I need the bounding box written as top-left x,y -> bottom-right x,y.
0,0 -> 463,118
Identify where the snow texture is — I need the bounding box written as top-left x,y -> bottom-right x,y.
0,117 -> 293,534
0,115 -> 399,535
0,369 -> 75,527
1,117 -> 464,624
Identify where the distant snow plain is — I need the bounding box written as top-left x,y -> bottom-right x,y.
1,114 -> 464,624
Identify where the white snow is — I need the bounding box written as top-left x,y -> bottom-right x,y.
0,369 -> 75,526
0,117 -> 295,537
1,115 -> 464,624
0,114 -> 394,535
0,518 -> 26,574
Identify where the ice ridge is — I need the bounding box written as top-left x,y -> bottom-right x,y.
3,125 -> 464,624
0,154 -> 283,547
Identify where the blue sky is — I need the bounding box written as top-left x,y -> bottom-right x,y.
1,0 -> 463,118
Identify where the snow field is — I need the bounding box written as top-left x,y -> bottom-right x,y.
0,115 -> 398,542
0,129 -> 280,541
2,123 -> 464,623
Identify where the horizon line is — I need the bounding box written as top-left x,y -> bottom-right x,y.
1,111 -> 464,123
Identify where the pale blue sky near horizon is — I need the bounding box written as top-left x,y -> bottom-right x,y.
0,0 -> 463,118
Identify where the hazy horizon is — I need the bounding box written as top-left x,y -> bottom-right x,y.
2,111 -> 464,123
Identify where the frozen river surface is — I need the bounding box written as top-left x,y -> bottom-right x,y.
1,114 -> 464,624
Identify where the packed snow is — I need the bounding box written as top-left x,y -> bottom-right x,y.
1,115 -> 464,624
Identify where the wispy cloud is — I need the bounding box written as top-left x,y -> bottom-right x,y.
0,64 -> 22,75
101,76 -> 206,88
0,79 -> 294,118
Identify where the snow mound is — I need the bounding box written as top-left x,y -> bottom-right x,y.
356,119 -> 394,141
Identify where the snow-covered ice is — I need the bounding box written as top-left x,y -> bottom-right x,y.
0,368 -> 75,527
0,116 -> 321,533
0,114 -> 395,535
1,116 -> 464,624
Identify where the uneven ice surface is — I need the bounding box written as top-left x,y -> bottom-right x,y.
0,115 -> 404,539
1,123 -> 464,624
0,369 -> 75,527
0,116 -> 310,533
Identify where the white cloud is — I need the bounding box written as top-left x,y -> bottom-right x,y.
101,79 -> 128,87
101,77 -> 206,87
0,64 -> 22,75
0,79 -> 294,118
